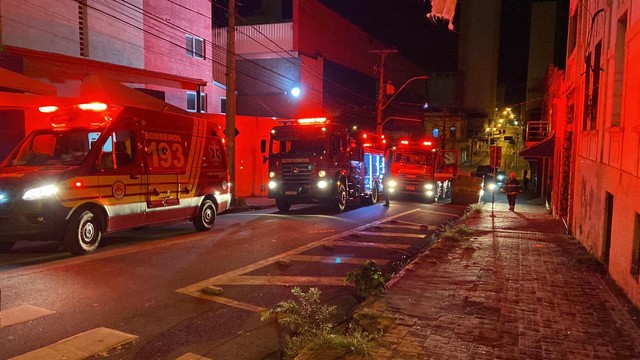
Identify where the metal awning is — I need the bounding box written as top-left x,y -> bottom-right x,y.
0,67 -> 57,95
519,135 -> 555,158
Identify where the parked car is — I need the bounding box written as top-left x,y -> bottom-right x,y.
472,165 -> 494,178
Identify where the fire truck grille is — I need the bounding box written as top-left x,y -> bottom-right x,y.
398,174 -> 430,188
282,163 -> 312,186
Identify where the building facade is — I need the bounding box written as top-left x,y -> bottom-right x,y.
561,0 -> 640,306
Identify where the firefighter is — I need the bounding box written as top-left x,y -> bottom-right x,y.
501,172 -> 522,211
383,149 -> 394,207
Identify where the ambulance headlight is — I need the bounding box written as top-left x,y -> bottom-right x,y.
318,170 -> 326,177
424,183 -> 434,190
317,180 -> 328,189
387,180 -> 397,188
426,190 -> 434,197
269,171 -> 276,178
23,184 -> 58,201
268,181 -> 277,189
487,183 -> 497,191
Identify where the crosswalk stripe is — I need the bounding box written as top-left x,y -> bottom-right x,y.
217,275 -> 346,286
1,305 -> 55,328
176,352 -> 212,360
331,240 -> 413,250
286,255 -> 389,265
9,327 -> 137,360
355,231 -> 427,238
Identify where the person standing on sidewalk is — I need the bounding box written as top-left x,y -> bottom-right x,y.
501,172 -> 522,211
383,149 -> 394,207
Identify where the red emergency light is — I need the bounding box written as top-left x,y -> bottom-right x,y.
400,140 -> 409,145
39,106 -> 59,113
77,102 -> 108,111
297,117 -> 328,125
422,141 -> 433,146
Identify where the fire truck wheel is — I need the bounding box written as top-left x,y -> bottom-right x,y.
363,183 -> 379,205
276,198 -> 291,212
63,209 -> 103,255
335,184 -> 347,212
0,241 -> 16,252
194,199 -> 217,231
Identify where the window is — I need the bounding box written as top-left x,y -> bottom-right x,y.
567,8 -> 578,55
582,52 -> 592,131
590,41 -> 602,129
220,97 -> 226,114
187,91 -> 206,113
186,34 -> 204,59
631,212 -> 640,278
611,14 -> 627,127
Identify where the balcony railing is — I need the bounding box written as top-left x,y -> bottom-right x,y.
525,121 -> 550,143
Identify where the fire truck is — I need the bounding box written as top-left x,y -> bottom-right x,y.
261,118 -> 385,212
0,101 -> 231,254
385,139 -> 458,202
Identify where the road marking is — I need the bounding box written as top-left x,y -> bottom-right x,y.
418,209 -> 460,217
332,240 -> 413,250
355,231 -> 427,238
286,255 -> 389,265
187,293 -> 267,313
376,224 -> 434,230
176,353 -> 212,360
0,305 -> 55,328
176,208 -> 420,295
217,275 -> 346,286
9,327 -> 137,360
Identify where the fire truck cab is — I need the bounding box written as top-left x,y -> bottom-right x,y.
385,139 -> 458,203
0,102 -> 231,254
261,118 -> 384,212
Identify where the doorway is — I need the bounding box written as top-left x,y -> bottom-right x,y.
603,192 -> 614,268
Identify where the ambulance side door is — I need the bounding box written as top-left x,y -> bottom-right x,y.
95,128 -> 145,231
141,130 -> 187,225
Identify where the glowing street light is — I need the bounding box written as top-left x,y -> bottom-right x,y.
290,86 -> 301,98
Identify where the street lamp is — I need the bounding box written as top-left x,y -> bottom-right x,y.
376,75 -> 429,134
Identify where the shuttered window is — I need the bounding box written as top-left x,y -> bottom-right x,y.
186,34 -> 204,59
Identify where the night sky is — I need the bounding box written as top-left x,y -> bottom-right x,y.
321,0 -> 544,106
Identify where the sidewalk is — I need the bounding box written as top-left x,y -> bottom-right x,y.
357,197 -> 640,359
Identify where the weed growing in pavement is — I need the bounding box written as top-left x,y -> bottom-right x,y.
261,287 -> 376,359
467,202 -> 484,215
345,260 -> 387,301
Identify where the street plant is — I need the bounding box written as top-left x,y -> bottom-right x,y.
345,260 -> 387,300
261,287 -> 375,359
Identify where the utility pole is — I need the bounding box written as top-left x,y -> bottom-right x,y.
225,0 -> 237,206
371,49 -> 397,134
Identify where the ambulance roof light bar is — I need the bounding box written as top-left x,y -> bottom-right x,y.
297,117 -> 328,125
77,102 -> 108,111
39,106 -> 59,113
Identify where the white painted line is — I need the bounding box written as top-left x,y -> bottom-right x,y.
355,231 -> 426,238
218,275 -> 346,286
0,305 -> 56,328
286,255 -> 389,265
418,209 -> 460,217
176,352 -> 212,360
188,293 -> 267,313
10,327 -> 137,360
332,240 -> 412,250
176,209 -> 421,295
377,224 -> 435,231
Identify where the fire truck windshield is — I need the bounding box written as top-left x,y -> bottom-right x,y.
7,129 -> 105,166
394,151 -> 435,165
270,137 -> 326,156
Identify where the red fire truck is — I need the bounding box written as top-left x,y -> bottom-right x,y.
0,102 -> 230,254
261,118 -> 385,212
385,139 -> 458,202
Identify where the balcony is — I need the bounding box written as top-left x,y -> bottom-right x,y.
525,121 -> 551,147
212,22 -> 294,85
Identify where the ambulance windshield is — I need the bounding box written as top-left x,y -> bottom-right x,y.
8,129 -> 104,166
394,151 -> 435,166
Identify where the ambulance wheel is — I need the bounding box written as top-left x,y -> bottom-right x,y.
194,199 -> 216,231
63,208 -> 103,255
0,241 -> 15,252
276,198 -> 291,212
335,184 -> 347,212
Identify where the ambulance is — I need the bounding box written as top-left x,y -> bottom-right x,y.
0,102 -> 231,254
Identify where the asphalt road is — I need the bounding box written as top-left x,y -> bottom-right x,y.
0,199 -> 467,360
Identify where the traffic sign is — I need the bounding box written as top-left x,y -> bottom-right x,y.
490,146 -> 502,167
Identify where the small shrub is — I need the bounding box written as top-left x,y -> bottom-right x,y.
345,260 -> 387,300
467,202 -> 484,215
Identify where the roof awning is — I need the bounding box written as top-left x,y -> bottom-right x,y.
0,67 -> 57,95
520,135 -> 555,158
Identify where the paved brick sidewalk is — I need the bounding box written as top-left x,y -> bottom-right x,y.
357,205 -> 640,359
